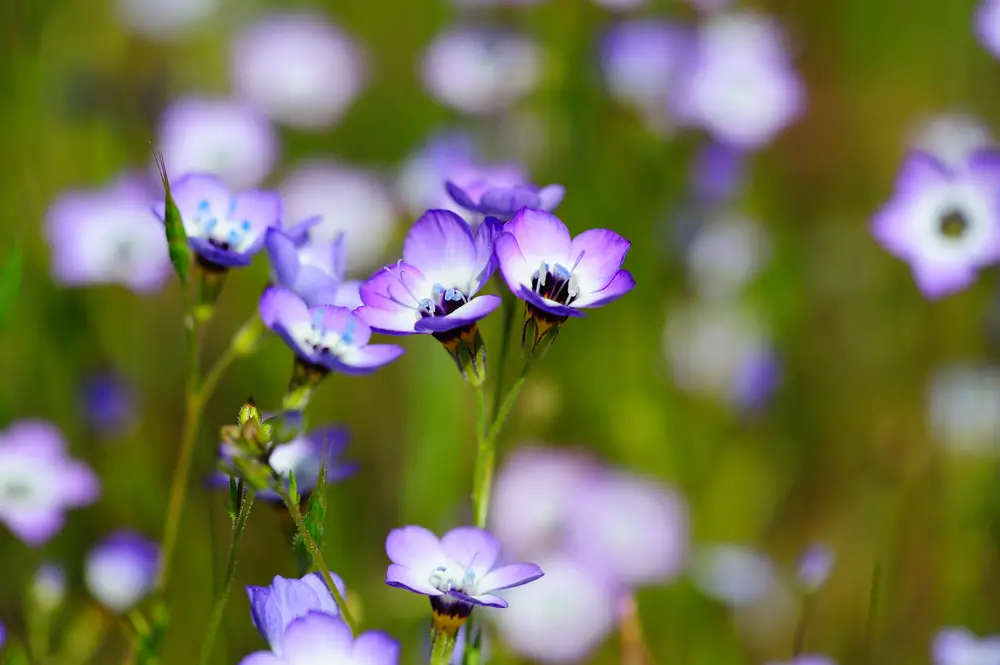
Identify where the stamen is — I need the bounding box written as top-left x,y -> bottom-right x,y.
533,260 -> 549,294
551,250 -> 586,303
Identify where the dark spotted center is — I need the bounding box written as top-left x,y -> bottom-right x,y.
530,270 -> 575,305
939,209 -> 969,239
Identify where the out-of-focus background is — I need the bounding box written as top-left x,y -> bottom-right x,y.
3,0 -> 1000,663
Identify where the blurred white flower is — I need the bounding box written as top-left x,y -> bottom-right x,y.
910,113 -> 994,168
85,531 -> 159,613
280,161 -> 398,269
685,213 -> 770,299
690,543 -> 776,607
230,11 -> 366,129
928,364 -> 1000,456
115,0 -> 218,39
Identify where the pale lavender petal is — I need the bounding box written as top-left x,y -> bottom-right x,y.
3,509 -> 64,547
446,181 -> 480,210
894,151 -> 952,196
359,263 -> 429,312
285,215 -> 323,244
474,216 -> 504,288
85,531 -> 159,612
386,563 -> 442,596
571,270 -> 635,308
479,186 -> 541,217
386,526 -> 446,569
332,280 -> 363,309
281,613 -> 353,661
440,527 -> 501,576
413,295 -> 501,333
978,0 -> 1000,59
167,173 -> 231,235
3,420 -> 68,458
337,344 -> 405,374
506,208 -> 572,267
912,260 -> 978,299
238,654 -> 282,665
355,305 -> 420,335
569,228 -> 631,294
314,306 -> 372,347
536,184 -> 565,211
352,631 -> 401,663
933,627 -> 978,665
479,563 -> 544,592
289,267 -> 341,308
495,233 -> 534,292
59,460 -> 101,505
450,590 -> 508,608
402,209 -> 478,276
259,287 -> 311,331
267,228 -> 301,286
519,286 -> 586,318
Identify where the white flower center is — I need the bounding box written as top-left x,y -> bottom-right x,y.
530,252 -> 584,306
288,312 -> 356,359
428,563 -> 479,596
383,262 -> 470,319
191,198 -> 255,253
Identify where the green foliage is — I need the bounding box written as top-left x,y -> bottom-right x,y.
294,457 -> 328,576
0,243 -> 21,330
153,151 -> 190,286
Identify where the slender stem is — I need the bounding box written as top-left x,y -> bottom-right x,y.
199,488 -> 256,665
485,367 -> 529,448
471,385 -> 490,527
862,561 -> 882,665
200,344 -> 236,405
793,594 -> 812,657
491,293 -> 517,421
619,593 -> 652,665
430,630 -> 456,665
279,488 -> 358,634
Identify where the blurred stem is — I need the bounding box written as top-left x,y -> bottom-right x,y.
862,561 -> 882,664
279,487 -> 358,635
200,345 -> 236,404
199,486 -> 256,665
793,593 -> 813,657
430,630 -> 456,665
620,593 -> 653,665
471,385 -> 489,527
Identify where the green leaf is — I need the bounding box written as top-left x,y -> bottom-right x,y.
226,477 -> 239,524
0,243 -> 22,330
153,151 -> 190,285
294,455 -> 328,575
288,470 -> 300,506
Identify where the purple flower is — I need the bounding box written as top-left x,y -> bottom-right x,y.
685,213 -> 769,298
247,572 -> 346,655
259,287 -> 404,374
765,658 -> 836,665
215,426 -> 358,501
690,543 -> 776,608
85,531 -> 159,612
672,12 -> 804,149
44,174 -> 171,293
933,628 -> 1000,665
797,543 -> 834,591
385,525 -> 544,622
230,11 -> 366,129
684,0 -> 732,11
978,0 -> 1000,59
447,177 -> 563,221
240,612 -> 399,665
397,132 -> 480,216
871,150 -> 1000,298
600,19 -> 687,117
421,27 -> 542,116
79,370 -> 135,437
690,141 -> 746,203
267,228 -> 362,308
564,470 -> 688,589
0,420 -> 99,546
356,211 -> 502,335
495,208 -> 634,319
910,113 -> 995,168
592,0 -> 647,8
156,173 -> 282,269
157,97 -> 279,190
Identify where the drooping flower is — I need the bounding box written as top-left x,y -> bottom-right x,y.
85,531 -> 159,613
384,525 -> 544,634
214,426 -> 358,501
871,150 -> 1000,298
259,286 -> 405,376
933,627 -> 1000,665
797,543 -> 834,592
156,97 -> 279,190
492,553 -> 618,664
156,173 -> 282,269
32,562 -> 67,612
247,572 -> 346,655
910,113 -> 994,168
239,612 -> 399,665
446,176 -> 563,221
0,420 -> 100,546
689,543 -> 776,607
977,0 -> 1000,60
280,161 -> 397,268
44,174 -> 171,293
267,228 -> 362,308
79,370 -> 136,437
672,12 -> 804,149
421,27 -> 542,116
114,0 -> 219,40
230,11 -> 366,130
494,209 -> 634,354
927,363 -> 1000,456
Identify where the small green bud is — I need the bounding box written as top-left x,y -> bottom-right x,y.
432,323 -> 487,387
153,151 -> 191,286
238,397 -> 261,427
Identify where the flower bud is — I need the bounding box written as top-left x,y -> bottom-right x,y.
522,304 -> 564,361
432,323 -> 487,388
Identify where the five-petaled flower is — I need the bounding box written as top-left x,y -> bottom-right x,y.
157,173 -> 282,269
259,286 -> 405,376
446,176 -> 565,221
266,226 -> 363,308
385,525 -> 544,635
871,150 -> 1000,299
494,208 -> 634,352
247,572 -> 347,655
239,612 -> 399,665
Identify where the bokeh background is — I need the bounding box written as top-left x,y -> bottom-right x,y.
3,0 -> 1000,663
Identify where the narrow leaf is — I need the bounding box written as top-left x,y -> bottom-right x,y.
153,150 -> 190,285
294,448 -> 328,575
0,243 -> 22,330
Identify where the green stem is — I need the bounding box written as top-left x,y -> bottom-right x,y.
279,488 -> 358,635
430,630 -> 456,665
491,293 -> 517,421
200,344 -> 236,405
199,487 -> 256,665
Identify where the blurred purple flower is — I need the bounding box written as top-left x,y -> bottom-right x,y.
685,213 -> 770,298
871,150 -> 1000,298
281,161 -> 398,269
977,0 -> 1000,59
45,175 -> 171,293
495,209 -> 634,319
421,27 -> 542,116
267,228 -> 362,308
689,543 -> 776,607
356,211 -> 502,335
797,543 -> 834,591
600,19 -> 687,119
79,371 -> 135,437
592,0 -> 647,8
115,0 -> 218,40
385,526 -> 544,621
673,12 -> 804,149
231,11 -> 365,129
0,420 -> 99,546
933,628 -> 1000,665
155,173 -> 282,269
157,98 -> 279,190
239,612 -> 399,665
85,531 -> 159,612
492,553 -> 618,663
0,619 -> 4,649
766,658 -> 836,665
397,132 -> 481,217
32,562 -> 67,611
690,141 -> 746,203
564,470 -> 688,589
247,572 -> 346,655
731,348 -> 781,414
259,287 -> 404,375
447,178 -> 563,221
215,426 -> 358,502
910,113 -> 994,168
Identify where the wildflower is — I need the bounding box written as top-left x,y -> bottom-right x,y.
230,11 -> 365,129
280,161 -> 397,268
872,150 -> 1000,298
494,208 -> 634,355
156,97 -> 279,190
689,543 -> 776,607
156,173 -> 282,270
215,426 -> 358,501
0,420 -> 100,546
977,0 -> 1000,60
79,370 -> 136,437
684,213 -> 769,299
32,563 -> 67,612
239,612 -> 399,665
259,286 -> 405,376
247,573 -> 346,654
85,531 -> 159,613
797,543 -> 834,592
910,113 -> 994,168
600,19 -> 687,124
690,141 -> 747,203
44,174 -> 171,293
384,525 -> 543,635
421,27 -> 542,116
927,364 -> 1000,456
267,228 -> 362,308
933,627 -> 1000,665
446,176 -> 563,221
672,12 -> 804,149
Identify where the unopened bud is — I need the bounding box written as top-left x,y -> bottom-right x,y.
238,398 -> 260,427
433,324 -> 487,388
522,304 -> 565,361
